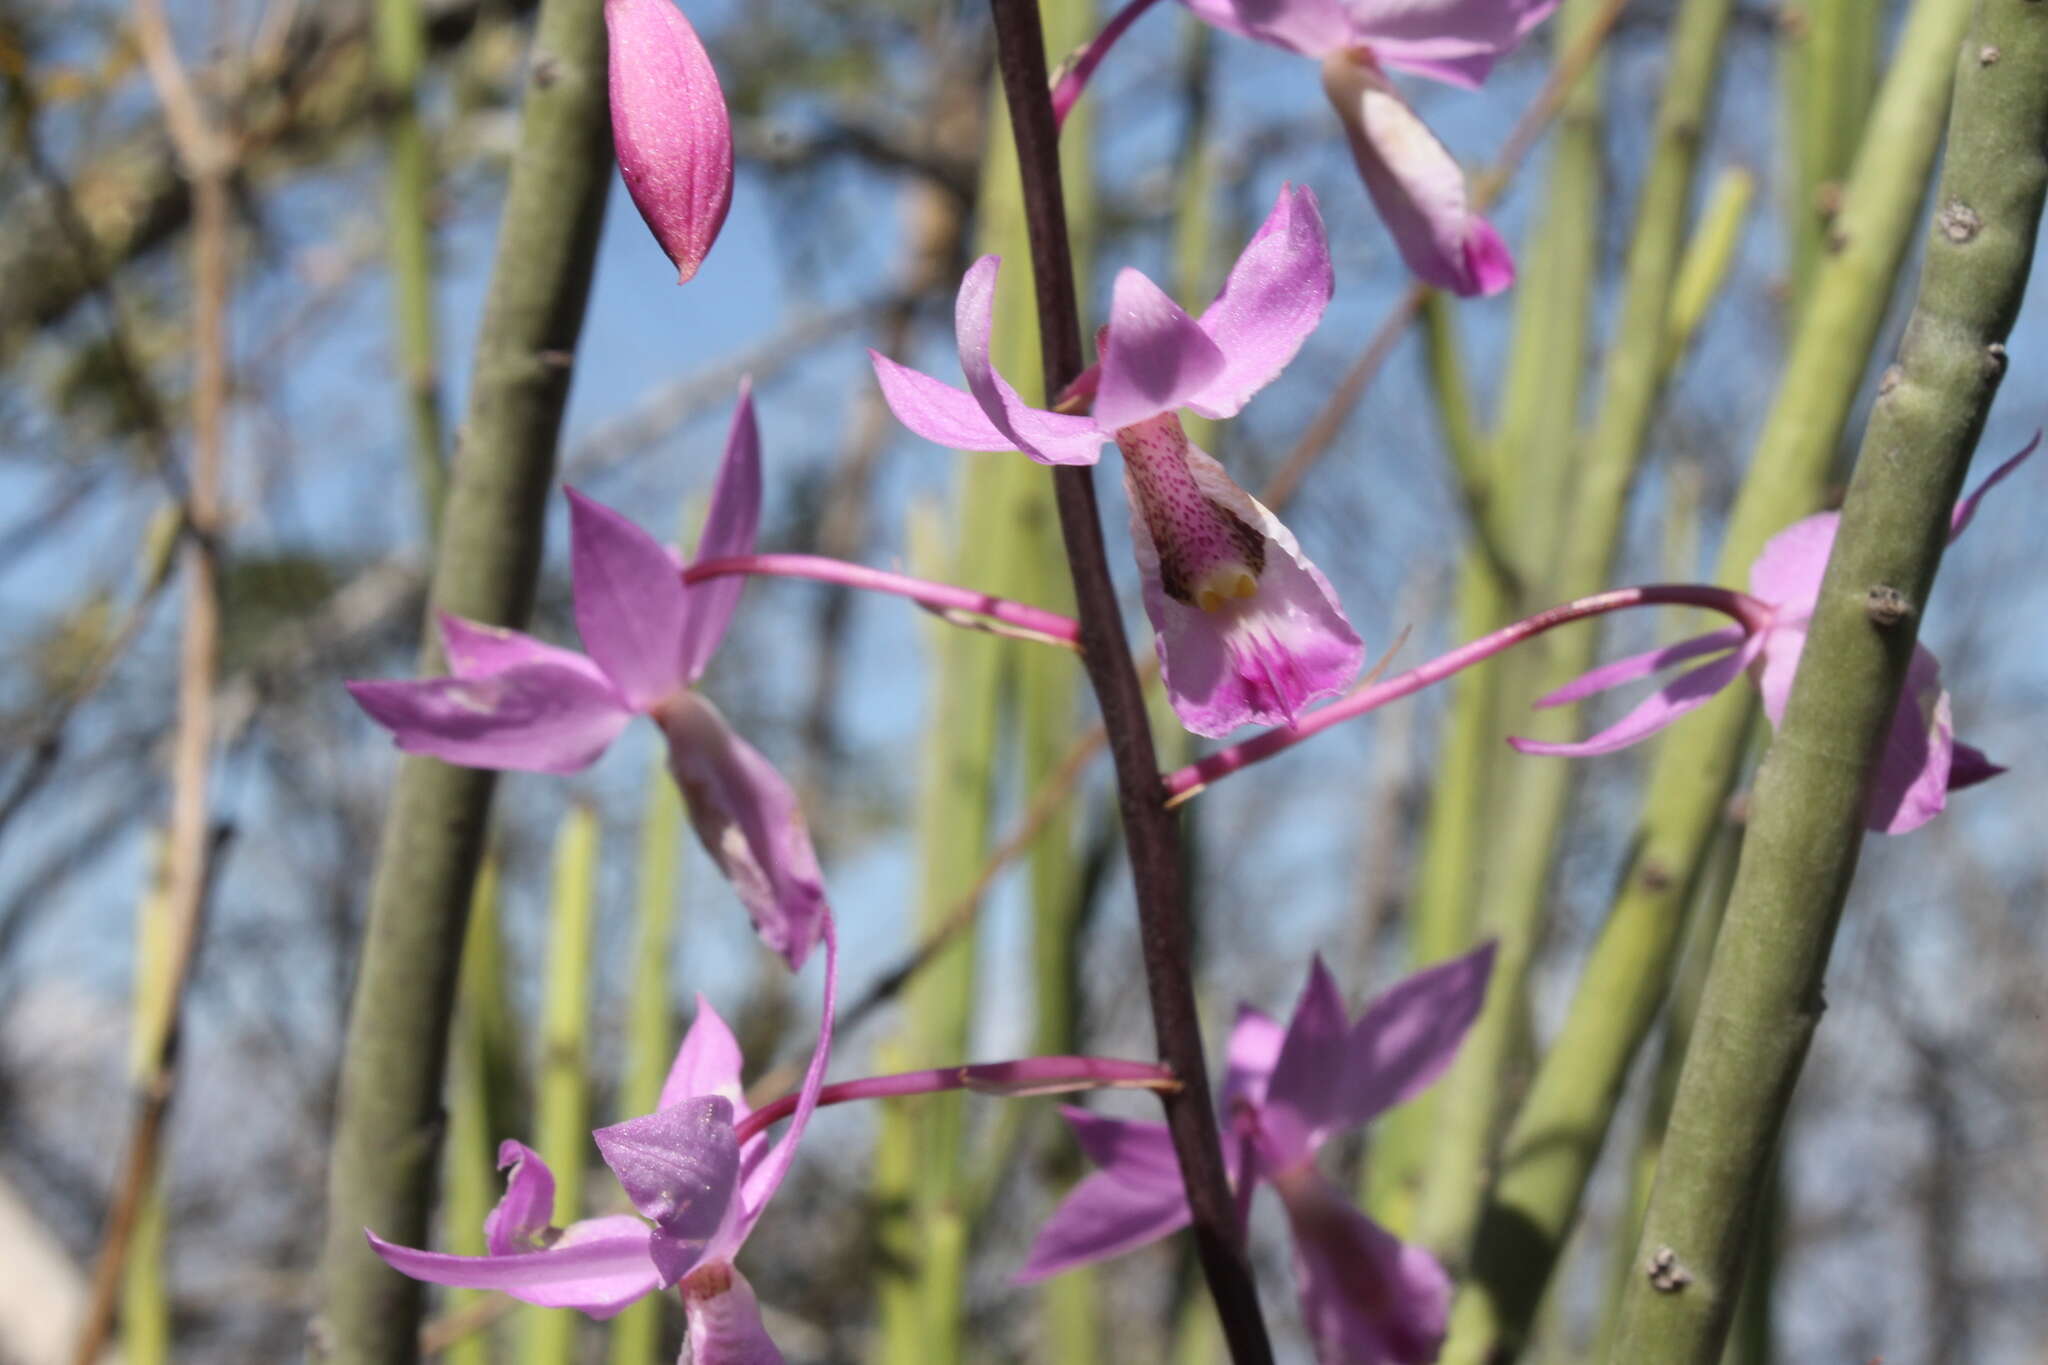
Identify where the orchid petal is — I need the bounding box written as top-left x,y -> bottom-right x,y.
680,382 -> 763,684
954,256 -> 1113,465
1949,430 -> 2039,540
1016,1110 -> 1191,1282
735,913 -> 838,1237
346,668 -> 633,774
656,692 -> 827,970
1221,1004 -> 1286,1112
661,994 -> 752,1120
1321,54 -> 1513,297
365,1216 -> 660,1318
1338,942 -> 1495,1128
1748,511 -> 1838,606
1948,741 -> 2006,791
1863,645 -> 1953,835
592,1095 -> 742,1286
1258,959 -> 1352,1162
682,1264 -> 787,1365
604,0 -> 733,283
567,489 -> 692,710
484,1141 -> 558,1255
1092,268 -> 1229,431
1510,634 -> 1764,758
1534,627 -> 1745,709
1127,441 -> 1363,737
1188,184 -> 1335,420
869,350 -> 1033,452
438,614 -> 607,684
1177,0 -> 1356,55
1352,0 -> 1549,84
1273,1165 -> 1451,1365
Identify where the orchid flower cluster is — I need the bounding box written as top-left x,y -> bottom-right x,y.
338,0 -> 2029,1360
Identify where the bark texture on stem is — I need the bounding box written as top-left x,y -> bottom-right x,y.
314,0 -> 612,1356
1608,6 -> 2047,1359
985,2 -> 1272,1359
1439,2 -> 1975,1356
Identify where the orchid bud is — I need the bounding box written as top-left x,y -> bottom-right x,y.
604,0 -> 733,284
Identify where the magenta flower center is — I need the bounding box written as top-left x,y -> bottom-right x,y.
1115,412 -> 1266,613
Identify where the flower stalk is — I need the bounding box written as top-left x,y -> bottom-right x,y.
684,553 -> 1081,646
987,1 -> 1273,1358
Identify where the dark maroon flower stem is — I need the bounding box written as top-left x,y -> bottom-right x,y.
987,3 -> 1275,1360
1165,584 -> 1769,799
734,1055 -> 1177,1144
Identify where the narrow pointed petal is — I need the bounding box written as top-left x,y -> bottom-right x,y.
593,1095 -> 741,1286
484,1141 -> 559,1255
1948,741 -> 2005,791
347,669 -> 633,774
1273,1164 -> 1451,1365
1338,941 -> 1496,1128
1949,430 -> 2039,540
735,913 -> 838,1235
1188,184 -> 1335,420
1178,0 -> 1356,54
1748,511 -> 1838,606
682,1264 -> 787,1365
438,614 -> 607,683
1017,1110 -> 1190,1282
655,692 -> 827,970
1221,1004 -> 1286,1111
1510,635 -> 1764,758
954,256 -> 1113,465
366,1216 -> 661,1318
680,382 -> 764,683
660,995 -> 753,1123
605,0 -> 733,283
1863,645 -> 1953,835
567,489 -> 692,709
1258,958 -> 1352,1162
870,350 -> 1032,451
1124,434 -> 1363,738
1092,268 -> 1229,431
1535,627 -> 1744,709
1321,53 -> 1512,297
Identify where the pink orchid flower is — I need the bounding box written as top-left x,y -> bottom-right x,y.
347,386 -> 826,968
1181,0 -> 1552,295
1020,945 -> 1496,1365
369,923 -> 837,1364
871,184 -> 1364,738
1516,434 -> 2037,834
605,0 -> 734,284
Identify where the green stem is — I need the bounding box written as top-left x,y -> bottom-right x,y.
315,0 -> 611,1351
1415,0 -> 1736,1267
375,0 -> 448,534
444,855 -> 511,1365
1436,5 -> 1975,1356
1609,9 -> 2047,1358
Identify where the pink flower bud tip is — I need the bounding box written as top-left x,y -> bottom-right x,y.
605,0 -> 734,284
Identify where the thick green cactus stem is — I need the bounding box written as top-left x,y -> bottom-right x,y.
1608,6 -> 2047,1360
1434,3 -> 1976,1358
315,0 -> 611,1355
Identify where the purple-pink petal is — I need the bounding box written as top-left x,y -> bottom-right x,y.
1862,645 -> 1954,835
654,692 -> 827,971
1321,53 -> 1513,297
1949,430 -> 2039,541
679,382 -> 763,684
660,994 -> 752,1119
566,488 -> 692,710
484,1141 -> 558,1255
1352,0 -> 1549,82
682,1264 -> 787,1365
1016,1110 -> 1192,1282
1092,268 -> 1230,431
1188,184 -> 1335,420
1258,958 -> 1353,1163
593,1095 -> 742,1286
1273,1164 -> 1452,1365
1221,1004 -> 1286,1112
1949,740 -> 2005,791
1748,511 -> 1837,606
346,668 -> 633,774
953,256 -> 1113,466
1128,444 -> 1363,738
1177,0 -> 1356,55
438,613 -> 606,684
604,0 -> 733,284
365,1215 -> 661,1319
1535,626 -> 1746,709
1336,941 -> 1495,1129
1511,634 -> 1764,759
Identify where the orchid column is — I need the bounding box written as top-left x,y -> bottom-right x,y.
985,1 -> 1273,1358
